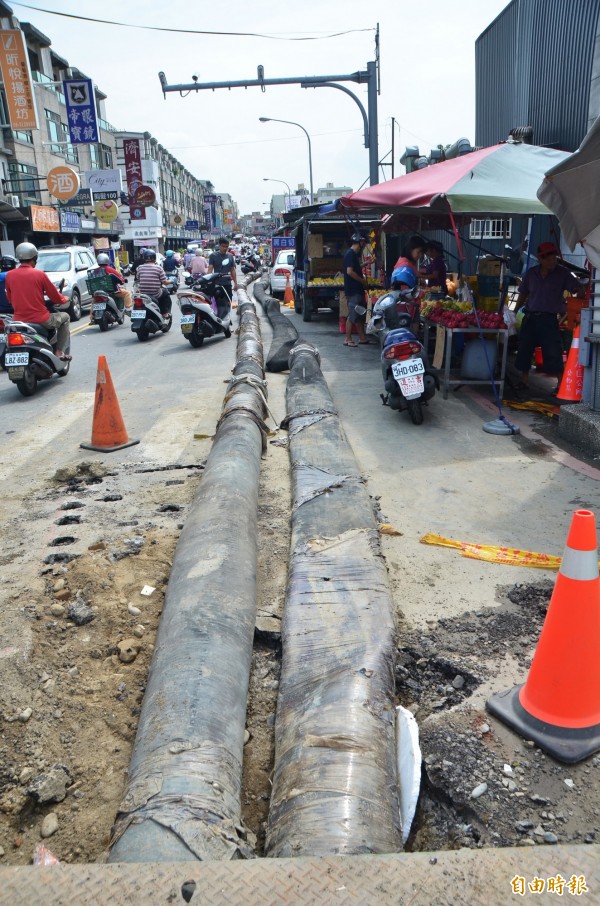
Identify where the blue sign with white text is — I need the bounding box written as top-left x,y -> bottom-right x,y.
63,78 -> 99,144
272,236 -> 295,253
60,210 -> 81,232
185,219 -> 199,230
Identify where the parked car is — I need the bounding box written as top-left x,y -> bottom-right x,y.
270,249 -> 295,297
36,245 -> 98,321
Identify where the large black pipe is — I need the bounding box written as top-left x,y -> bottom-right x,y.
266,342 -> 402,856
109,278 -> 266,863
252,278 -> 299,372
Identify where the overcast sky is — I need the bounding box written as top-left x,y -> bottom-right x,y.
12,0 -> 510,215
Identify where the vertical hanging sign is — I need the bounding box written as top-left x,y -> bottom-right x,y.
123,138 -> 146,221
63,78 -> 99,144
0,30 -> 38,130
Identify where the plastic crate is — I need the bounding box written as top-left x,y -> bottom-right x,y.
86,271 -> 114,294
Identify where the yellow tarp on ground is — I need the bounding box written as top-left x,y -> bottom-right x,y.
420,533 -> 562,569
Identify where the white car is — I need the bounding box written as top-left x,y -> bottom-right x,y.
36,245 -> 98,321
270,249 -> 295,296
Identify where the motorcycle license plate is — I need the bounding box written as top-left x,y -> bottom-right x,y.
397,375 -> 424,397
131,310 -> 146,319
180,314 -> 195,324
391,359 -> 425,381
5,351 -> 29,366
93,303 -> 106,313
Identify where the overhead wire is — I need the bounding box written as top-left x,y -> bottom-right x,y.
12,4 -> 374,41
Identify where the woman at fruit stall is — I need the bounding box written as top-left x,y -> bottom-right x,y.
392,235 -> 425,280
420,240 -> 447,291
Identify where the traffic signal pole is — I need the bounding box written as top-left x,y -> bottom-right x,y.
158,67 -> 380,188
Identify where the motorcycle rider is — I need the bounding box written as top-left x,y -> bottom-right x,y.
5,242 -> 71,360
163,249 -> 179,274
183,246 -> 196,271
0,254 -> 17,315
208,237 -> 238,295
95,252 -> 132,315
135,249 -> 172,318
190,248 -> 208,277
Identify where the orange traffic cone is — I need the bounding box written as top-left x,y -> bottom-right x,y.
80,355 -> 140,453
283,273 -> 295,308
556,324 -> 584,402
487,509 -> 600,763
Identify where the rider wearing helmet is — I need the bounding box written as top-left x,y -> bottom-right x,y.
343,232 -> 370,346
5,243 -> 71,360
183,246 -> 196,270
163,249 -> 179,274
0,255 -> 17,314
95,252 -> 132,315
190,247 -> 208,277
135,249 -> 172,318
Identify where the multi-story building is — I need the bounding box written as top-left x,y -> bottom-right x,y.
0,1 -> 237,256
113,131 -> 210,256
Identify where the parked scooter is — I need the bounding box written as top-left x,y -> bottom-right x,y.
130,292 -> 172,342
177,273 -> 233,348
89,289 -> 125,331
368,268 -> 438,424
1,304 -> 70,397
241,253 -> 261,275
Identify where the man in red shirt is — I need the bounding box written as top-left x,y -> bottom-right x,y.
5,242 -> 71,360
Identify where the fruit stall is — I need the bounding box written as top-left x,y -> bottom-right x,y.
420,296 -> 510,400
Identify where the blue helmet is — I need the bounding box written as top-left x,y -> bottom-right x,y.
165,249 -> 174,257
391,266 -> 417,289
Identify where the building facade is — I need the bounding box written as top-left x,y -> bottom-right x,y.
0,1 -> 236,257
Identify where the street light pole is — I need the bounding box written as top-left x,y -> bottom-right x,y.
263,177 -> 291,214
259,118 -> 314,204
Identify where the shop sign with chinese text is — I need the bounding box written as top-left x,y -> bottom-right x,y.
0,30 -> 37,129
63,78 -> 99,144
31,205 -> 60,232
60,210 -> 81,232
47,166 -> 80,202
123,138 -> 145,221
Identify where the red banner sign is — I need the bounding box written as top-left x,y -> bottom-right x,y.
123,137 -> 145,221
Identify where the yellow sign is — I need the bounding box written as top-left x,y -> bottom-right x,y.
47,165 -> 80,201
0,30 -> 37,130
94,200 -> 119,222
31,204 -> 60,232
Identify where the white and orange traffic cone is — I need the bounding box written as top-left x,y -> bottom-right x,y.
487,509 -> 600,763
283,273 -> 295,308
556,324 -> 584,402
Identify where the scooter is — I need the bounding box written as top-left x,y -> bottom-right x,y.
241,253 -> 261,275
130,292 -> 172,342
1,306 -> 70,397
370,291 -> 438,424
176,273 -> 233,348
165,272 -> 179,295
0,310 -> 13,362
89,289 -> 124,332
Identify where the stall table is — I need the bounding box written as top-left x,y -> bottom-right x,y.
422,320 -> 510,400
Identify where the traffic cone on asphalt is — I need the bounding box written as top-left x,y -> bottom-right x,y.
556,325 -> 584,402
283,273 -> 295,308
80,355 -> 140,453
487,509 -> 600,763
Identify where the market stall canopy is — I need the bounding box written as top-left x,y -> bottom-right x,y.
337,141 -> 570,218
537,117 -> 600,267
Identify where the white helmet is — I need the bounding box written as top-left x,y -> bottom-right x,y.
96,253 -> 110,265
16,241 -> 38,260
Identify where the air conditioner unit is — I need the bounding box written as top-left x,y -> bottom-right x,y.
8,194 -> 19,207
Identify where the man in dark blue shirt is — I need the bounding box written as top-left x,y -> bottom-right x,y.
343,232 -> 370,346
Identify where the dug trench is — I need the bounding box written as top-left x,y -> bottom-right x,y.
2,452 -> 600,861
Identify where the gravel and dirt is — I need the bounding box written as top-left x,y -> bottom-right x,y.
1,310 -> 600,867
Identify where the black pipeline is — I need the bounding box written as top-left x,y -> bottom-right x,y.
266,342 -> 402,856
252,278 -> 299,372
109,277 -> 266,862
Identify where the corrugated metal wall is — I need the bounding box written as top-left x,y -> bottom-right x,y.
476,0 -> 600,151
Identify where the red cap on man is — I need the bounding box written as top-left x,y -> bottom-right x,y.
538,241 -> 559,258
